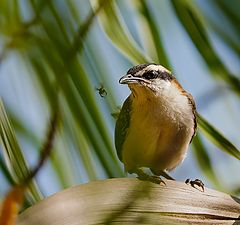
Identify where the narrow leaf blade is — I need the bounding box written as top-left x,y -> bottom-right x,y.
197,113 -> 240,160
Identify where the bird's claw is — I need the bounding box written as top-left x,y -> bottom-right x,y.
137,174 -> 165,185
185,178 -> 204,192
148,175 -> 166,185
132,168 -> 166,185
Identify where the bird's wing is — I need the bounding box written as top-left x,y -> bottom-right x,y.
114,96 -> 132,161
186,92 -> 197,143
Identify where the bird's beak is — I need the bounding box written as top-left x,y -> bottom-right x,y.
119,74 -> 146,84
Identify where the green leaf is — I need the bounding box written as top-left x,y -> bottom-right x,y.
97,1 -> 151,64
192,134 -> 220,188
197,113 -> 240,160
215,0 -> 240,33
171,0 -> 240,96
139,0 -> 171,68
0,99 -> 42,203
0,156 -> 15,185
27,0 -> 124,178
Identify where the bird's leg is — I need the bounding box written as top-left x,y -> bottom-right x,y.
150,169 -> 175,180
160,171 -> 175,180
185,178 -> 204,192
130,168 -> 165,185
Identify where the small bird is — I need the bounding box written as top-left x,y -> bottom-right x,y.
115,63 -> 198,185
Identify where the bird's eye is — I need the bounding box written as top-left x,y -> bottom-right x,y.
143,71 -> 158,80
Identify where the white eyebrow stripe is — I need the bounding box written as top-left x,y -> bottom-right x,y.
135,65 -> 170,76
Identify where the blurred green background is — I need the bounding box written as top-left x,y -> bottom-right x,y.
0,0 -> 239,207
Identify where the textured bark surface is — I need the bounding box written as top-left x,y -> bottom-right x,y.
16,178 -> 240,225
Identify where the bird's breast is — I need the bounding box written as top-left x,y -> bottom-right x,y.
122,92 -> 195,172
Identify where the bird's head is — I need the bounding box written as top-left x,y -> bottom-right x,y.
119,63 -> 175,99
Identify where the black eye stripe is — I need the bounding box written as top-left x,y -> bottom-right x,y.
142,70 -> 174,81
126,64 -> 174,81
142,71 -> 159,79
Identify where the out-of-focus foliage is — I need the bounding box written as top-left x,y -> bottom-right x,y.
0,100 -> 42,203
0,0 -> 239,211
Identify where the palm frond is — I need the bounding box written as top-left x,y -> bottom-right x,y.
0,100 -> 42,203
197,113 -> 240,160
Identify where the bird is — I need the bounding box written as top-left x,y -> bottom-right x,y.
115,63 -> 200,186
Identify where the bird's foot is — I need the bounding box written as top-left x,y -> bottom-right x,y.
150,169 -> 175,180
145,175 -> 165,185
132,168 -> 165,185
185,178 -> 204,192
